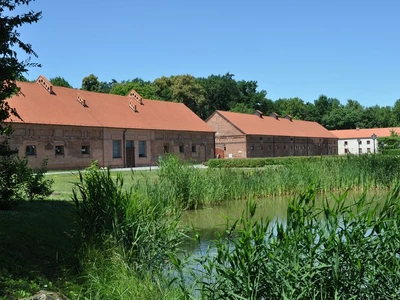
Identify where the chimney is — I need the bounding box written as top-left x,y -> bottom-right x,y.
129,101 -> 138,112
36,75 -> 54,94
270,112 -> 279,120
77,93 -> 87,107
254,110 -> 263,118
284,114 -> 293,121
129,89 -> 143,105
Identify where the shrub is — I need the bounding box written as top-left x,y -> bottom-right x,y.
0,155 -> 53,209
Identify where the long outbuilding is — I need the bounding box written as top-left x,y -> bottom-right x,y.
2,76 -> 215,170
206,110 -> 338,158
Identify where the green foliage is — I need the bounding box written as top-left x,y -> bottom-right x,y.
183,187 -> 400,299
0,155 -> 53,209
72,164 -> 183,272
0,0 -> 41,135
110,78 -> 158,98
76,245 -> 180,300
378,131 -> 400,155
154,74 -> 206,113
49,76 -> 72,88
207,156 -> 326,168
81,74 -> 100,92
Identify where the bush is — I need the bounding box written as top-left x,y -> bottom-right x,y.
0,155 -> 53,209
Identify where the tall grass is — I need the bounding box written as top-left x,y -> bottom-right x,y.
175,186 -> 400,299
136,155 -> 400,209
71,162 -> 184,299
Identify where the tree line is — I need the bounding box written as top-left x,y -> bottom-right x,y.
20,73 -> 400,130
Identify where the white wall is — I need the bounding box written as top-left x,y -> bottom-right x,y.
338,138 -> 378,155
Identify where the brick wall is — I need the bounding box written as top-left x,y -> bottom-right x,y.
6,124 -> 215,170
207,113 -> 338,159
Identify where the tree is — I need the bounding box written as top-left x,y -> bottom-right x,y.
154,75 -> 205,114
50,76 -> 72,88
197,73 -> 240,119
0,0 -> 42,136
81,74 -> 100,92
273,97 -> 306,119
110,78 -> 158,99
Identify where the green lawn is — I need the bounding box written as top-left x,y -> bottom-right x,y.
0,200 -> 78,298
47,169 -> 159,201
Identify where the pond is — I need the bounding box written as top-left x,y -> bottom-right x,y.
180,190 -> 388,254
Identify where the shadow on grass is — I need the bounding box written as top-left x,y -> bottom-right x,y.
0,199 -> 80,297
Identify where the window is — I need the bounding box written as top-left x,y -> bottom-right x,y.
359,148 -> 363,154
284,145 -> 286,150
367,140 -> 371,145
81,145 -> 90,154
25,145 -> 36,156
192,145 -> 197,153
179,145 -> 184,153
260,146 -> 263,150
223,146 -> 226,151
367,148 -> 371,153
250,145 -> 254,151
344,141 -> 348,146
359,140 -> 362,145
345,149 -> 348,154
112,140 -> 121,158
55,145 -> 64,155
138,140 -> 147,157
259,137 -> 263,141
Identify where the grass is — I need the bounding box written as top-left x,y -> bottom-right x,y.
3,154 -> 400,299
0,200 -> 78,298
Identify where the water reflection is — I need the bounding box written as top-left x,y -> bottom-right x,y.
180,190 -> 387,254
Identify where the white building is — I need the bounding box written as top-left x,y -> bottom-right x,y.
330,128 -> 400,155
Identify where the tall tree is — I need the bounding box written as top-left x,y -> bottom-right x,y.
273,97 -> 306,119
0,0 -> 42,136
197,73 -> 240,119
50,76 -> 72,88
154,75 -> 205,114
110,78 -> 158,99
81,74 -> 100,92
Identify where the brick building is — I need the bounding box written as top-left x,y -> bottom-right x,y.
206,110 -> 337,158
3,76 -> 215,170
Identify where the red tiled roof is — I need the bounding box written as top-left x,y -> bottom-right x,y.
6,81 -> 214,132
213,111 -> 336,138
329,128 -> 400,139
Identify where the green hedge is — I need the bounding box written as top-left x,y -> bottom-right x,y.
207,156 -> 335,168
382,149 -> 400,156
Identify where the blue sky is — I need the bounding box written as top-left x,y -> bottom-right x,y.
16,0 -> 400,106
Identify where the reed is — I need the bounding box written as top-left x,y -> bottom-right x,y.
177,186 -> 400,299
146,154 -> 400,209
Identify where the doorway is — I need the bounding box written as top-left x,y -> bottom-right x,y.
126,140 -> 135,167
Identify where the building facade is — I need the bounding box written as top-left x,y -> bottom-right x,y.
3,76 -> 215,170
206,110 -> 338,159
330,128 -> 400,155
